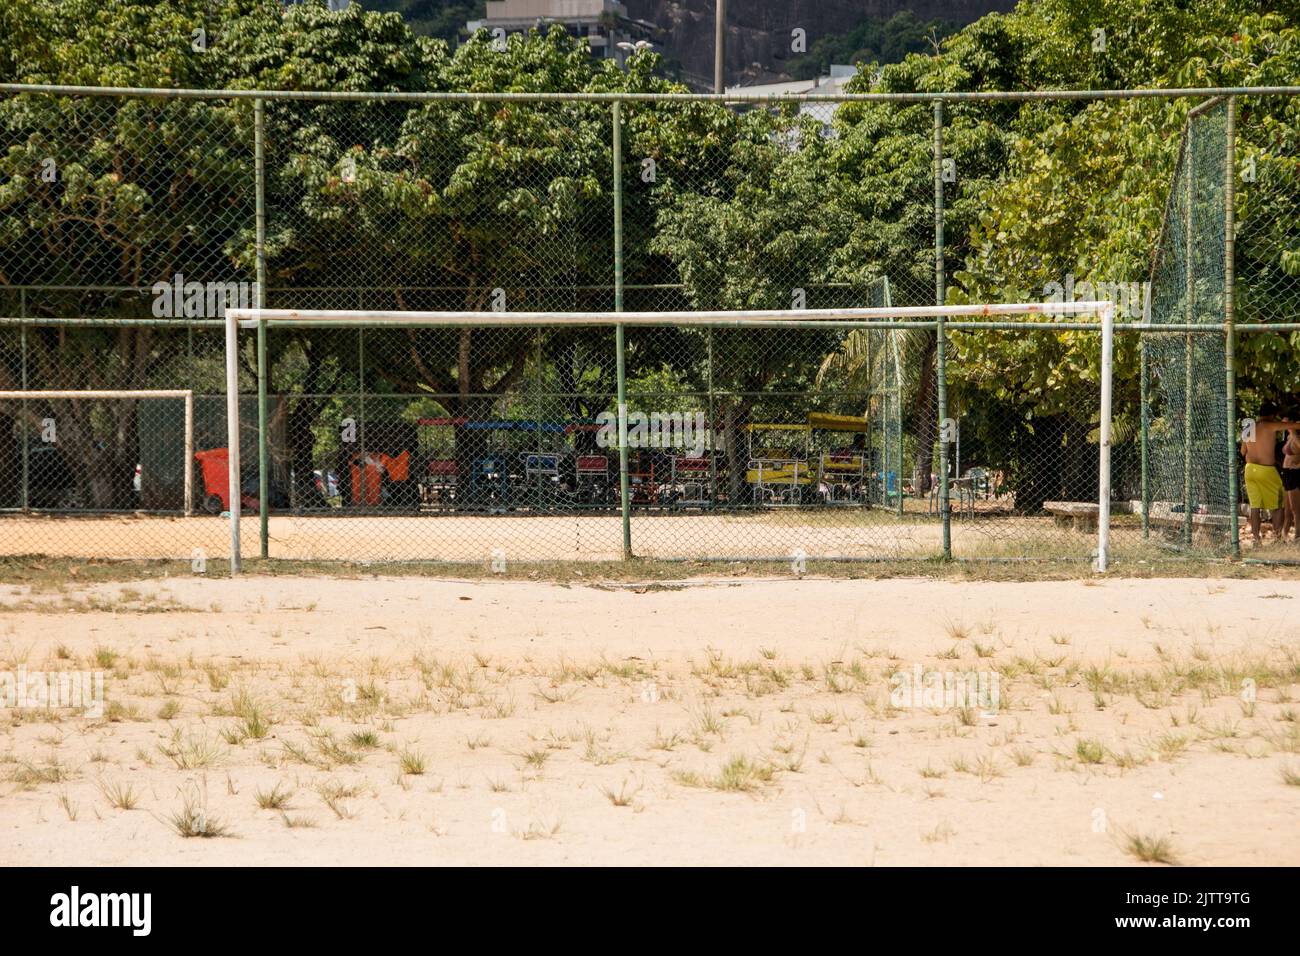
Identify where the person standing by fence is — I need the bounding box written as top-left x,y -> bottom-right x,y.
1241,401 -> 1296,545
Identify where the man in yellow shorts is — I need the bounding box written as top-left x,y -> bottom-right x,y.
1241,400 -> 1296,545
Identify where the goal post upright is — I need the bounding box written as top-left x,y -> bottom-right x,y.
225,308 -> 242,573
1097,300 -> 1115,573
226,301 -> 1117,575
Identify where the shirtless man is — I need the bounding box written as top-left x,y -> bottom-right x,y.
1241,400 -> 1298,544
1282,426 -> 1300,541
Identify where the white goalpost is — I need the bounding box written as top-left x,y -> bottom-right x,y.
225,301 -> 1115,572
0,389 -> 194,517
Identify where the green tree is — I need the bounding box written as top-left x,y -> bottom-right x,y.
363,0 -> 485,45
787,11 -> 960,80
0,0 -> 270,506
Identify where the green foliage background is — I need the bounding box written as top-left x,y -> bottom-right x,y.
0,0 -> 1297,506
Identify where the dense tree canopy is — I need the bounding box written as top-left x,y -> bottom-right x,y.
1,0 -> 1297,507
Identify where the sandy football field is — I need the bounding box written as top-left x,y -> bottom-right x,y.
1,572 -> 1297,865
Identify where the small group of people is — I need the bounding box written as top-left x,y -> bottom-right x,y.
1240,400 -> 1300,544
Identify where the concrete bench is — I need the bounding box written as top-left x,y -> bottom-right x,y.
1147,510 -> 1232,543
1043,501 -> 1099,531
1146,512 -> 1231,529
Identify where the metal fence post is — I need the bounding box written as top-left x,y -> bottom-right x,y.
1098,303 -> 1114,571
255,98 -> 270,560
358,326 -> 365,483
224,307 -> 242,575
934,99 -> 951,560
19,290 -> 28,513
1183,124 -> 1195,547
613,100 -> 631,559
707,327 -> 717,501
1140,336 -> 1150,539
1224,96 -> 1240,557
866,328 -> 874,501
886,275 -> 903,517
897,376 -> 905,519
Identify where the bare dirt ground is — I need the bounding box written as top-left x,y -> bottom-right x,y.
0,510 -> 1193,562
1,572 -> 1298,866
0,511 -> 947,561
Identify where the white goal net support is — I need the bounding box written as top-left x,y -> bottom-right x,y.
225,302 -> 1115,573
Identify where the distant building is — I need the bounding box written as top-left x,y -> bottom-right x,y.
284,0 -> 350,9
727,65 -> 861,139
467,0 -> 659,64
725,64 -> 858,102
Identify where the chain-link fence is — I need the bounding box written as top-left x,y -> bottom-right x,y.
1,83 -> 1297,567
1143,99 -> 1233,556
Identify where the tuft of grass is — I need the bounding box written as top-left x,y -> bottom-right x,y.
1154,732 -> 1189,761
348,730 -> 380,750
650,727 -> 683,751
57,791 -> 78,821
973,754 -> 1003,782
98,779 -> 140,810
317,781 -> 361,819
1124,831 -> 1179,865
159,730 -> 224,770
314,732 -> 362,767
943,618 -> 971,641
1010,746 -> 1036,767
223,690 -> 273,744
254,781 -> 294,810
533,683 -> 578,704
692,706 -> 724,737
1280,765 -> 1300,787
519,748 -> 550,771
166,792 -> 232,838
921,821 -> 956,844
601,778 -> 642,807
11,758 -> 70,787
518,818 -> 562,841
398,748 -> 427,776
676,755 -> 776,793
1075,738 -> 1106,765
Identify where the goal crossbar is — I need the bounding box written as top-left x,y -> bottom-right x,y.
229,301 -> 1114,328
0,389 -> 194,517
223,302 -> 1115,573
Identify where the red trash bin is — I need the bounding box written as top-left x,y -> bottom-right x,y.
194,448 -> 231,513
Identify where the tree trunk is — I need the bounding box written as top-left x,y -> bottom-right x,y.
1017,415 -> 1067,515
287,395 -> 327,507
910,332 -> 937,494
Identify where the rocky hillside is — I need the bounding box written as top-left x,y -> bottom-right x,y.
365,1 -> 1018,87
624,0 -> 1016,86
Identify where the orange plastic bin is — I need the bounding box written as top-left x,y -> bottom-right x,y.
194,448 -> 231,512
350,456 -> 383,506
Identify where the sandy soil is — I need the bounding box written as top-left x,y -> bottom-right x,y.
1,573 -> 1297,866
0,511 -> 1171,562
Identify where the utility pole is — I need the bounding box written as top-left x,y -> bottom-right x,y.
714,0 -> 725,93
